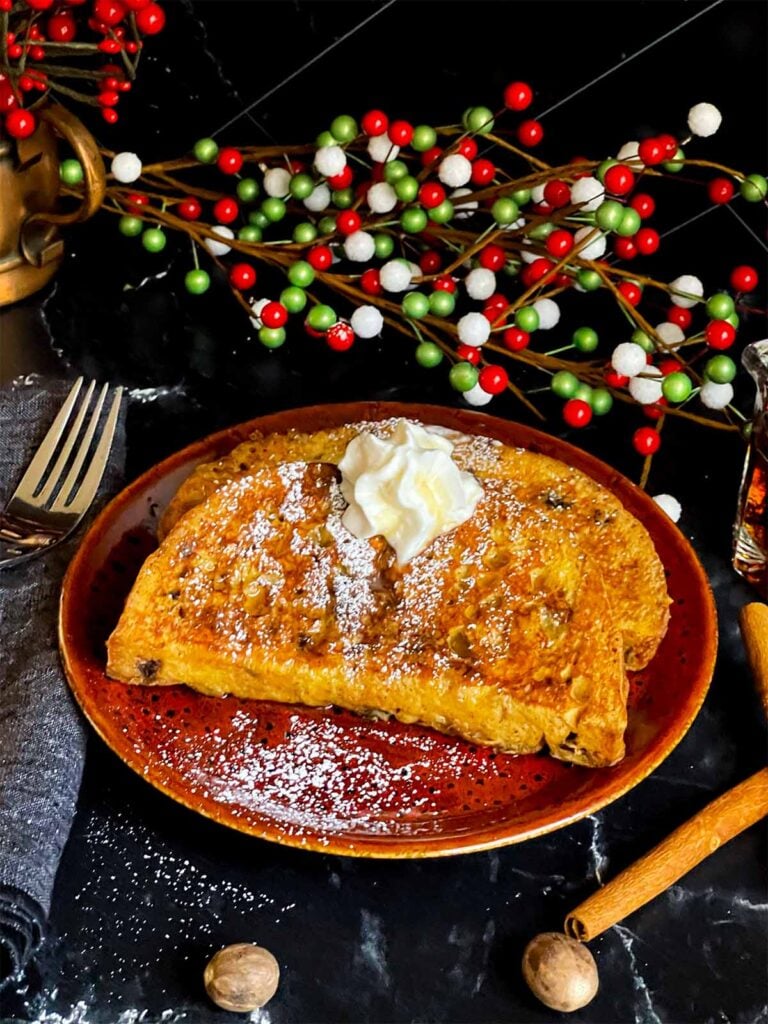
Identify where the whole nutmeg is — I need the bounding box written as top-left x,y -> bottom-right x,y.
522,932 -> 599,1012
204,943 -> 280,1013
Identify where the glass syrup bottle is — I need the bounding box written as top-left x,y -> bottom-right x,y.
734,339 -> 768,596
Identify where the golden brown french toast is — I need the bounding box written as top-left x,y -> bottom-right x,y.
108,461 -> 628,767
158,421 -> 669,670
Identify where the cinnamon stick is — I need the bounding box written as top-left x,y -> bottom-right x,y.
739,603 -> 768,718
565,767 -> 768,941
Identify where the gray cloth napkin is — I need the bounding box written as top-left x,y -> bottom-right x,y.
0,380 -> 126,990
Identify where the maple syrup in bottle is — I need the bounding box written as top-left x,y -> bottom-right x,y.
734,340 -> 768,596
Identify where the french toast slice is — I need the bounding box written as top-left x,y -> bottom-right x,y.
108,461 -> 628,767
158,421 -> 669,670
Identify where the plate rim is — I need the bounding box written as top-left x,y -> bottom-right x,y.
59,400 -> 719,858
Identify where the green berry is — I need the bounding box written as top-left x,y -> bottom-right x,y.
740,173 -> 768,202
59,159 -> 83,185
184,269 -> 210,295
551,371 -> 579,399
279,286 -> 307,313
462,105 -> 495,134
415,341 -> 443,367
193,137 -> 219,164
401,206 -> 428,233
248,211 -> 269,230
292,221 -> 317,244
574,382 -> 593,403
511,188 -> 531,206
118,215 -> 142,238
449,361 -> 479,392
616,207 -> 642,237
318,215 -> 337,235
330,114 -> 358,142
492,197 -> 519,225
631,329 -> 654,353
662,371 -> 693,403
428,199 -> 454,224
141,227 -> 166,253
411,124 -> 437,152
590,388 -> 613,416
332,187 -> 354,209
236,177 -> 260,202
259,326 -> 286,348
383,160 -> 409,184
307,304 -> 336,331
595,199 -> 624,232
288,260 -> 315,288
373,233 -> 394,258
238,225 -> 262,243
662,147 -> 685,173
515,306 -> 539,332
705,354 -> 736,384
577,269 -> 601,291
528,221 -> 555,241
726,311 -> 740,329
315,130 -> 335,148
706,292 -> 735,320
596,159 -> 618,183
261,197 -> 286,223
289,173 -> 315,200
395,175 -> 419,203
402,292 -> 429,319
429,290 -> 456,317
572,327 -> 598,352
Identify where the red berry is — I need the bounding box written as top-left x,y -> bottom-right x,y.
360,268 -> 381,295
478,244 -> 506,272
483,294 -> 509,322
98,90 -> 119,107
657,133 -> 678,158
456,343 -> 481,365
630,193 -> 655,219
122,0 -> 151,8
562,399 -> 592,428
478,365 -> 508,395
418,182 -> 445,209
666,306 -> 692,330
546,229 -> 573,258
502,326 -> 529,351
361,109 -> 388,137
93,0 -> 125,24
388,120 -> 413,147
101,108 -> 118,124
336,210 -> 361,236
604,366 -> 629,388
0,0 -> 12,9
135,1 -> 164,33
18,74 -> 35,91
637,137 -> 665,166
5,108 -> 36,139
326,321 -> 355,351
635,227 -> 660,255
327,165 -> 353,190
419,250 -> 442,274
97,37 -> 121,53
420,146 -> 442,167
433,275 -> 456,293
29,45 -> 46,61
124,40 -> 140,53
25,0 -> 54,8
633,426 -> 662,455
229,263 -> 256,291
659,358 -> 682,376
643,402 -> 666,421
0,75 -> 18,112
517,119 -> 544,147
614,237 -> 638,260
521,257 -> 554,286
708,177 -> 734,204
217,147 -> 242,175
731,264 -> 758,292
457,137 -> 478,160
604,164 -> 635,196
260,301 -> 287,327
213,197 -> 239,224
543,179 -> 570,208
308,245 -> 333,271
503,80 -> 533,111
47,12 -> 76,39
177,197 -> 201,221
471,158 -> 495,186
618,281 -> 642,306
304,321 -> 325,339
705,319 -> 736,349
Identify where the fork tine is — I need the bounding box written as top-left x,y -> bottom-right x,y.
35,380 -> 97,504
51,386 -> 123,514
49,382 -> 108,512
12,377 -> 84,502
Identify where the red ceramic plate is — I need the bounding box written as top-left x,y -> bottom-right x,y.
59,402 -> 717,858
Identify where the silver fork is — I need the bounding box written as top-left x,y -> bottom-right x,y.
0,377 -> 123,570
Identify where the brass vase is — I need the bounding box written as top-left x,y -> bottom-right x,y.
0,102 -> 106,307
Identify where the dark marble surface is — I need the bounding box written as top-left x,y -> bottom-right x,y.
1,2 -> 768,1021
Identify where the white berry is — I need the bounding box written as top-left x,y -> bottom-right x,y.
574,226 -> 606,260
457,312 -> 491,347
700,380 -> 733,410
367,136 -> 399,163
111,152 -> 142,184
367,182 -> 397,214
687,102 -> 722,138
263,167 -> 291,198
465,268 -> 496,301
438,154 -> 472,188
343,231 -> 375,263
533,298 -> 560,330
451,188 -> 478,219
379,260 -> 412,293
628,367 -> 663,405
570,176 -> 605,212
350,305 -> 383,339
303,184 -> 330,212
669,275 -> 704,308
611,342 -> 647,377
655,322 -> 685,349
204,225 -> 234,257
464,382 -> 493,407
314,145 -> 346,178
249,297 -> 269,328
531,183 -> 546,204
616,141 -> 643,169
653,494 -> 682,523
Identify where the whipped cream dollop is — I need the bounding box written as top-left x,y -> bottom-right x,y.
338,420 -> 484,565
